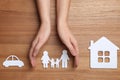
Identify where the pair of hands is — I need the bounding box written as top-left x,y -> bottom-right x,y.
29,23 -> 79,68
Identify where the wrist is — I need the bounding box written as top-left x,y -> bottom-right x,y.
57,20 -> 68,28
39,22 -> 51,31
41,20 -> 51,25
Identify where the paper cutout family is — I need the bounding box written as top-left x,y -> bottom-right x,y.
41,50 -> 70,68
2,36 -> 120,69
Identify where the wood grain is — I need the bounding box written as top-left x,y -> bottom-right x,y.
0,0 -> 120,80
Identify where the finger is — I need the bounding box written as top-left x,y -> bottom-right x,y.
74,55 -> 79,67
71,36 -> 79,54
70,37 -> 79,67
65,41 -> 77,56
29,39 -> 38,67
29,47 -> 36,67
29,47 -> 34,67
33,39 -> 45,57
65,41 -> 79,67
68,43 -> 77,56
32,38 -> 39,57
30,57 -> 36,67
29,48 -> 36,67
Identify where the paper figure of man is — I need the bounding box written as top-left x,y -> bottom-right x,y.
59,50 -> 70,68
41,51 -> 50,68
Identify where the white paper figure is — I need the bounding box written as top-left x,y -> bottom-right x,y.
88,36 -> 119,69
41,51 -> 50,68
59,50 -> 70,68
55,58 -> 60,68
50,58 -> 55,68
3,55 -> 24,67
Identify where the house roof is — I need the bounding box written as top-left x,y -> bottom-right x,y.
88,36 -> 119,50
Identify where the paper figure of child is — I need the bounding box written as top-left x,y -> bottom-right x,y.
50,58 -> 55,68
59,50 -> 70,68
41,51 -> 50,68
55,58 -> 60,68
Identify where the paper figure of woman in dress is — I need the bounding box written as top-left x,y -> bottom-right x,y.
59,50 -> 70,68
41,51 -> 50,68
50,58 -> 55,68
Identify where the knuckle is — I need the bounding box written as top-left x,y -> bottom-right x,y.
32,41 -> 36,47
38,38 -> 44,43
35,48 -> 39,51
35,47 -> 39,52
74,39 -> 77,44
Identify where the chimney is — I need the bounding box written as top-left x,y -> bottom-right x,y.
90,40 -> 94,46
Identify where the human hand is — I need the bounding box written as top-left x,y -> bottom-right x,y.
29,23 -> 51,67
57,22 -> 79,67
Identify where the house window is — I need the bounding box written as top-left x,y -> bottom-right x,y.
98,51 -> 110,63
105,51 -> 110,56
105,57 -> 110,62
98,51 -> 103,56
98,57 -> 103,62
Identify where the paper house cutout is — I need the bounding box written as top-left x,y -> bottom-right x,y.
3,55 -> 24,67
88,36 -> 119,68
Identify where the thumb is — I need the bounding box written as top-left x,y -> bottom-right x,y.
74,55 -> 79,67
33,40 -> 44,57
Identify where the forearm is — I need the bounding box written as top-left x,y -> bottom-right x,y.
56,0 -> 79,67
29,0 -> 51,67
57,0 -> 71,25
37,0 -> 50,24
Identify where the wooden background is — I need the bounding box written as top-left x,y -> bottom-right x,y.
0,0 -> 120,80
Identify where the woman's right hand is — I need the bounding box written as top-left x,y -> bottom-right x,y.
29,23 -> 51,67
